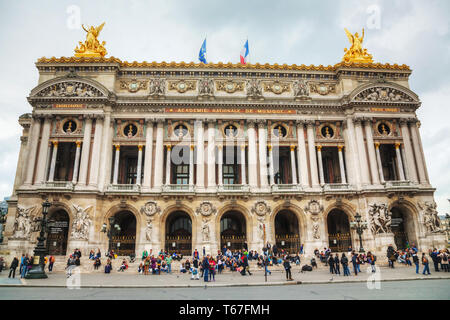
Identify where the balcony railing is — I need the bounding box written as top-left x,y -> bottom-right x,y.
385,181 -> 412,188
323,183 -> 350,191
106,184 -> 141,192
39,181 -> 74,191
271,184 -> 300,192
162,184 -> 195,192
217,184 -> 250,192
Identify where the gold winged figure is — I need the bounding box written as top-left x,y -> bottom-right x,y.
342,28 -> 373,64
74,22 -> 107,57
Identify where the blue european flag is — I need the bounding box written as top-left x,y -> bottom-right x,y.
199,38 -> 207,64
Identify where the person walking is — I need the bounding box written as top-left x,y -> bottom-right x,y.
328,254 -> 335,274
20,254 -> 29,278
263,254 -> 272,275
351,252 -> 358,276
48,255 -> 55,272
334,254 -> 340,275
341,253 -> 350,276
412,251 -> 420,274
241,253 -> 252,276
367,252 -> 376,273
8,257 -> 19,278
202,255 -> 210,282
422,253 -> 431,275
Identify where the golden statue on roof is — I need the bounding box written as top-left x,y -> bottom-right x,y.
342,28 -> 373,64
74,22 -> 107,57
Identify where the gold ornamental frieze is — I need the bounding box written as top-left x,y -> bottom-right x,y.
263,81 -> 290,94
168,80 -> 196,93
215,80 -> 245,93
119,79 -> 148,93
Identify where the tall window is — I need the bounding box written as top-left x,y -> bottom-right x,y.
174,165 -> 189,185
125,157 -> 137,184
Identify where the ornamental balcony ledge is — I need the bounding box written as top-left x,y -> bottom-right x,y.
384,180 -> 415,189
271,184 -> 302,193
106,184 -> 141,193
162,184 -> 195,193
322,183 -> 351,191
37,181 -> 74,192
218,184 -> 250,193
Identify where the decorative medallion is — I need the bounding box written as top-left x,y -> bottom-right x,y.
309,82 -> 336,95
196,201 -> 217,217
377,122 -> 391,136
173,123 -> 189,138
272,124 -> 287,138
321,125 -> 334,139
251,200 -> 271,217
216,80 -> 245,93
198,78 -> 214,97
63,119 -> 77,134
293,80 -> 310,100
263,81 -> 290,94
246,79 -> 263,99
168,80 -> 196,93
224,124 -> 238,138
304,200 -> 323,216
120,79 -> 148,93
149,78 -> 166,97
123,123 -> 138,138
140,201 -> 161,217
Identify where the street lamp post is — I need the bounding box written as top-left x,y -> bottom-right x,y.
101,217 -> 120,254
350,213 -> 367,253
25,199 -> 51,279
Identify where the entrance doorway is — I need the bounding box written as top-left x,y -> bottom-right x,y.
165,211 -> 192,256
391,207 -> 416,250
46,210 -> 70,256
220,211 -> 247,251
327,209 -> 352,252
108,211 -> 136,256
275,210 -> 301,254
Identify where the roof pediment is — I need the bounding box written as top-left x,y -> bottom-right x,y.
349,81 -> 419,104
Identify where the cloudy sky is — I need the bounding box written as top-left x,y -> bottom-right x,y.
0,0 -> 449,214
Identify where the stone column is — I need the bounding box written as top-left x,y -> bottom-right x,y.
165,145 -> 172,185
72,141 -> 82,184
78,116 -> 93,186
142,119 -> 154,190
23,115 -> 42,186
337,145 -> 347,184
247,120 -> 258,188
306,121 -> 320,188
136,145 -> 143,185
217,145 -> 223,186
88,115 -> 104,188
98,113 -> 112,191
290,145 -> 298,185
48,141 -> 58,182
195,120 -> 205,190
154,119 -> 164,189
409,119 -> 428,184
112,145 -> 120,185
343,118 -> 361,187
363,119 -> 380,185
400,119 -> 418,183
317,145 -> 325,185
44,141 -> 52,182
13,135 -> 30,193
240,144 -> 246,185
395,143 -> 405,181
296,120 -> 309,188
257,120 -> 269,188
411,120 -> 430,183
35,116 -> 52,185
354,118 -> 370,185
189,144 -> 195,186
374,143 -> 385,184
268,144 -> 275,185
207,120 -> 216,190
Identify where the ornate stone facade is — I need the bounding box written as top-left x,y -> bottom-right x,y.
1,55 -> 446,260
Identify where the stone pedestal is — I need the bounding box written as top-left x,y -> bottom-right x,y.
423,233 -> 447,250
67,239 -> 89,256
2,239 -> 35,259
374,233 -> 395,253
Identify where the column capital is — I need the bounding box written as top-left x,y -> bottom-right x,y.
395,142 -> 401,149
267,144 -> 272,151
316,145 -> 322,151
114,144 -> 120,151
247,119 -> 257,128
206,119 -> 216,125
217,144 -> 223,150
93,114 -> 105,120
190,144 -> 195,150
138,145 -> 144,151
76,141 -> 82,148
407,117 -> 419,125
52,140 -> 59,147
374,142 -> 380,149
399,118 -> 409,126
353,117 -> 363,125
295,119 -> 306,127
290,145 -> 296,151
305,120 -> 315,127
156,118 -> 165,125
145,117 -> 156,125
83,114 -> 94,120
166,144 -> 172,151
257,119 -> 267,127
337,145 -> 344,152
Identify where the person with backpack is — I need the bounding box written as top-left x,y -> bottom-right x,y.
48,255 -> 55,272
430,249 -> 440,272
422,253 -> 431,275
202,255 -> 210,282
328,253 -> 335,274
341,253 -> 350,276
412,251 -> 420,274
367,252 -> 376,273
439,250 -> 448,272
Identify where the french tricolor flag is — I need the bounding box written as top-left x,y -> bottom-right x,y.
240,39 -> 249,64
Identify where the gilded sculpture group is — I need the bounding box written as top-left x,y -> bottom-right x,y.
73,23 -> 375,65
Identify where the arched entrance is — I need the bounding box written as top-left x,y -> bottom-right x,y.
391,206 -> 416,250
165,211 -> 192,256
108,210 -> 136,256
327,209 -> 352,252
275,210 -> 300,253
220,211 -> 247,251
46,210 -> 70,256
